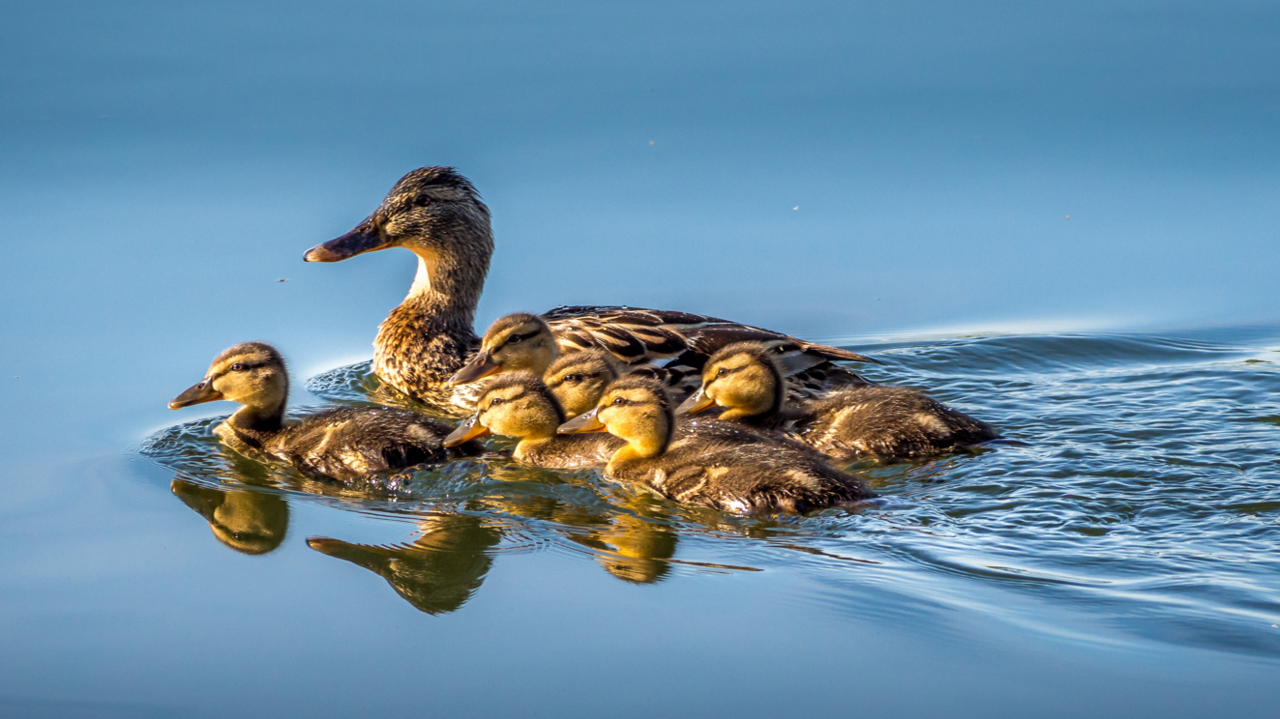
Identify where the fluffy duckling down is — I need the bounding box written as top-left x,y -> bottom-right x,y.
444,372 -> 621,470
169,342 -> 480,480
680,342 -> 1002,462
560,375 -> 874,514
449,313 -> 622,418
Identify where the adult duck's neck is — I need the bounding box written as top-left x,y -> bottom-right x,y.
373,241 -> 492,388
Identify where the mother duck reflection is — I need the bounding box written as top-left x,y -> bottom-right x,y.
303,167 -> 879,416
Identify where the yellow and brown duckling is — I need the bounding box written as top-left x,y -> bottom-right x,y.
169,342 -> 481,481
444,372 -> 622,469
679,342 -> 1002,462
559,375 -> 874,514
303,167 -> 877,416
449,313 -> 622,417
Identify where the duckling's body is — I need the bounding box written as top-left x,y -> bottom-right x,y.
170,342 -> 480,481
445,372 -> 622,470
682,342 -> 1001,462
560,376 -> 874,514
304,167 -> 878,416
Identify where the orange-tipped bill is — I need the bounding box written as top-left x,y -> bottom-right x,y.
169,379 -> 223,409
448,352 -> 501,385
303,218 -> 390,262
558,407 -> 607,434
444,414 -> 491,447
675,386 -> 716,415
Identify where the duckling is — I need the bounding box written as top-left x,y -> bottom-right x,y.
559,376 -> 874,514
168,342 -> 481,481
448,313 -> 622,417
303,166 -> 878,416
444,372 -> 622,469
679,342 -> 1002,462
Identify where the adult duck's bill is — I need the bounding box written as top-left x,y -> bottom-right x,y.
448,352 -> 501,385
557,407 -> 607,434
303,218 -> 391,262
169,379 -> 223,409
675,386 -> 716,415
444,415 -> 490,447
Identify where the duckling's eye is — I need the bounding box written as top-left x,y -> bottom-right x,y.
611,397 -> 625,406
563,374 -> 581,383
716,367 -> 729,378
489,397 -> 504,407
507,334 -> 522,345
230,363 -> 246,372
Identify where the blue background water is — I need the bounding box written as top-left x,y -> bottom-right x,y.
2,1 -> 1279,717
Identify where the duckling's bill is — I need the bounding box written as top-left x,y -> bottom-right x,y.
444,414 -> 491,447
303,218 -> 391,262
558,407 -> 607,434
676,387 -> 716,416
169,379 -> 223,409
449,352 -> 501,385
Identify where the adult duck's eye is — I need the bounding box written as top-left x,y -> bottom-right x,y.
413,195 -> 432,207
231,363 -> 245,372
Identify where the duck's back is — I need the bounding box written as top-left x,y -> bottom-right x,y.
267,406 -> 476,479
610,423 -> 873,513
797,386 -> 1000,461
515,434 -> 624,470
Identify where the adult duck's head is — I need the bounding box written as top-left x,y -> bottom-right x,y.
304,167 -> 494,304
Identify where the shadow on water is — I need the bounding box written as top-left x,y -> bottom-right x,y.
144,329 -> 1280,651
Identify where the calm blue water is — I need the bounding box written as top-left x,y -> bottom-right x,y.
2,1 -> 1279,717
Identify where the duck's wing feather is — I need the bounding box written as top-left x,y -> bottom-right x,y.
540,306 -> 880,392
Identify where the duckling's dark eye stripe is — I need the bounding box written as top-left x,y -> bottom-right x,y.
504,329 -> 543,346
211,360 -> 271,379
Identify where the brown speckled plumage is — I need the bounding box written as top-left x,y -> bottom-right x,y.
564,376 -> 874,514
305,167 -> 880,417
169,341 -> 480,480
691,342 -> 1001,462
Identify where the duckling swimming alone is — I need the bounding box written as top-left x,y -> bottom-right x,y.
679,342 -> 1002,462
303,167 -> 877,416
559,375 -> 874,514
444,372 -> 622,469
169,342 -> 480,480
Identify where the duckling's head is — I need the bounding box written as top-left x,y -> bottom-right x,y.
543,349 -> 620,419
678,342 -> 782,421
169,342 -> 289,421
444,372 -> 565,446
449,313 -> 557,385
559,375 -> 673,458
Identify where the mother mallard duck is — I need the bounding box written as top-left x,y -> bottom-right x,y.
304,166 -> 878,416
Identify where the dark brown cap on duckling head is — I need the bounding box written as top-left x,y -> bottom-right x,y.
543,349 -> 620,419
678,341 -> 784,421
447,372 -> 566,446
169,342 -> 289,415
450,313 -> 556,386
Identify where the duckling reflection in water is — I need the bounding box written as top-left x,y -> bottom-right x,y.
171,478 -> 289,555
308,514 -> 500,615
680,342 -> 1002,462
444,372 -> 622,469
561,376 -> 875,514
169,342 -> 481,481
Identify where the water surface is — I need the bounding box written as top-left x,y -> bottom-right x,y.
2,1 -> 1279,717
